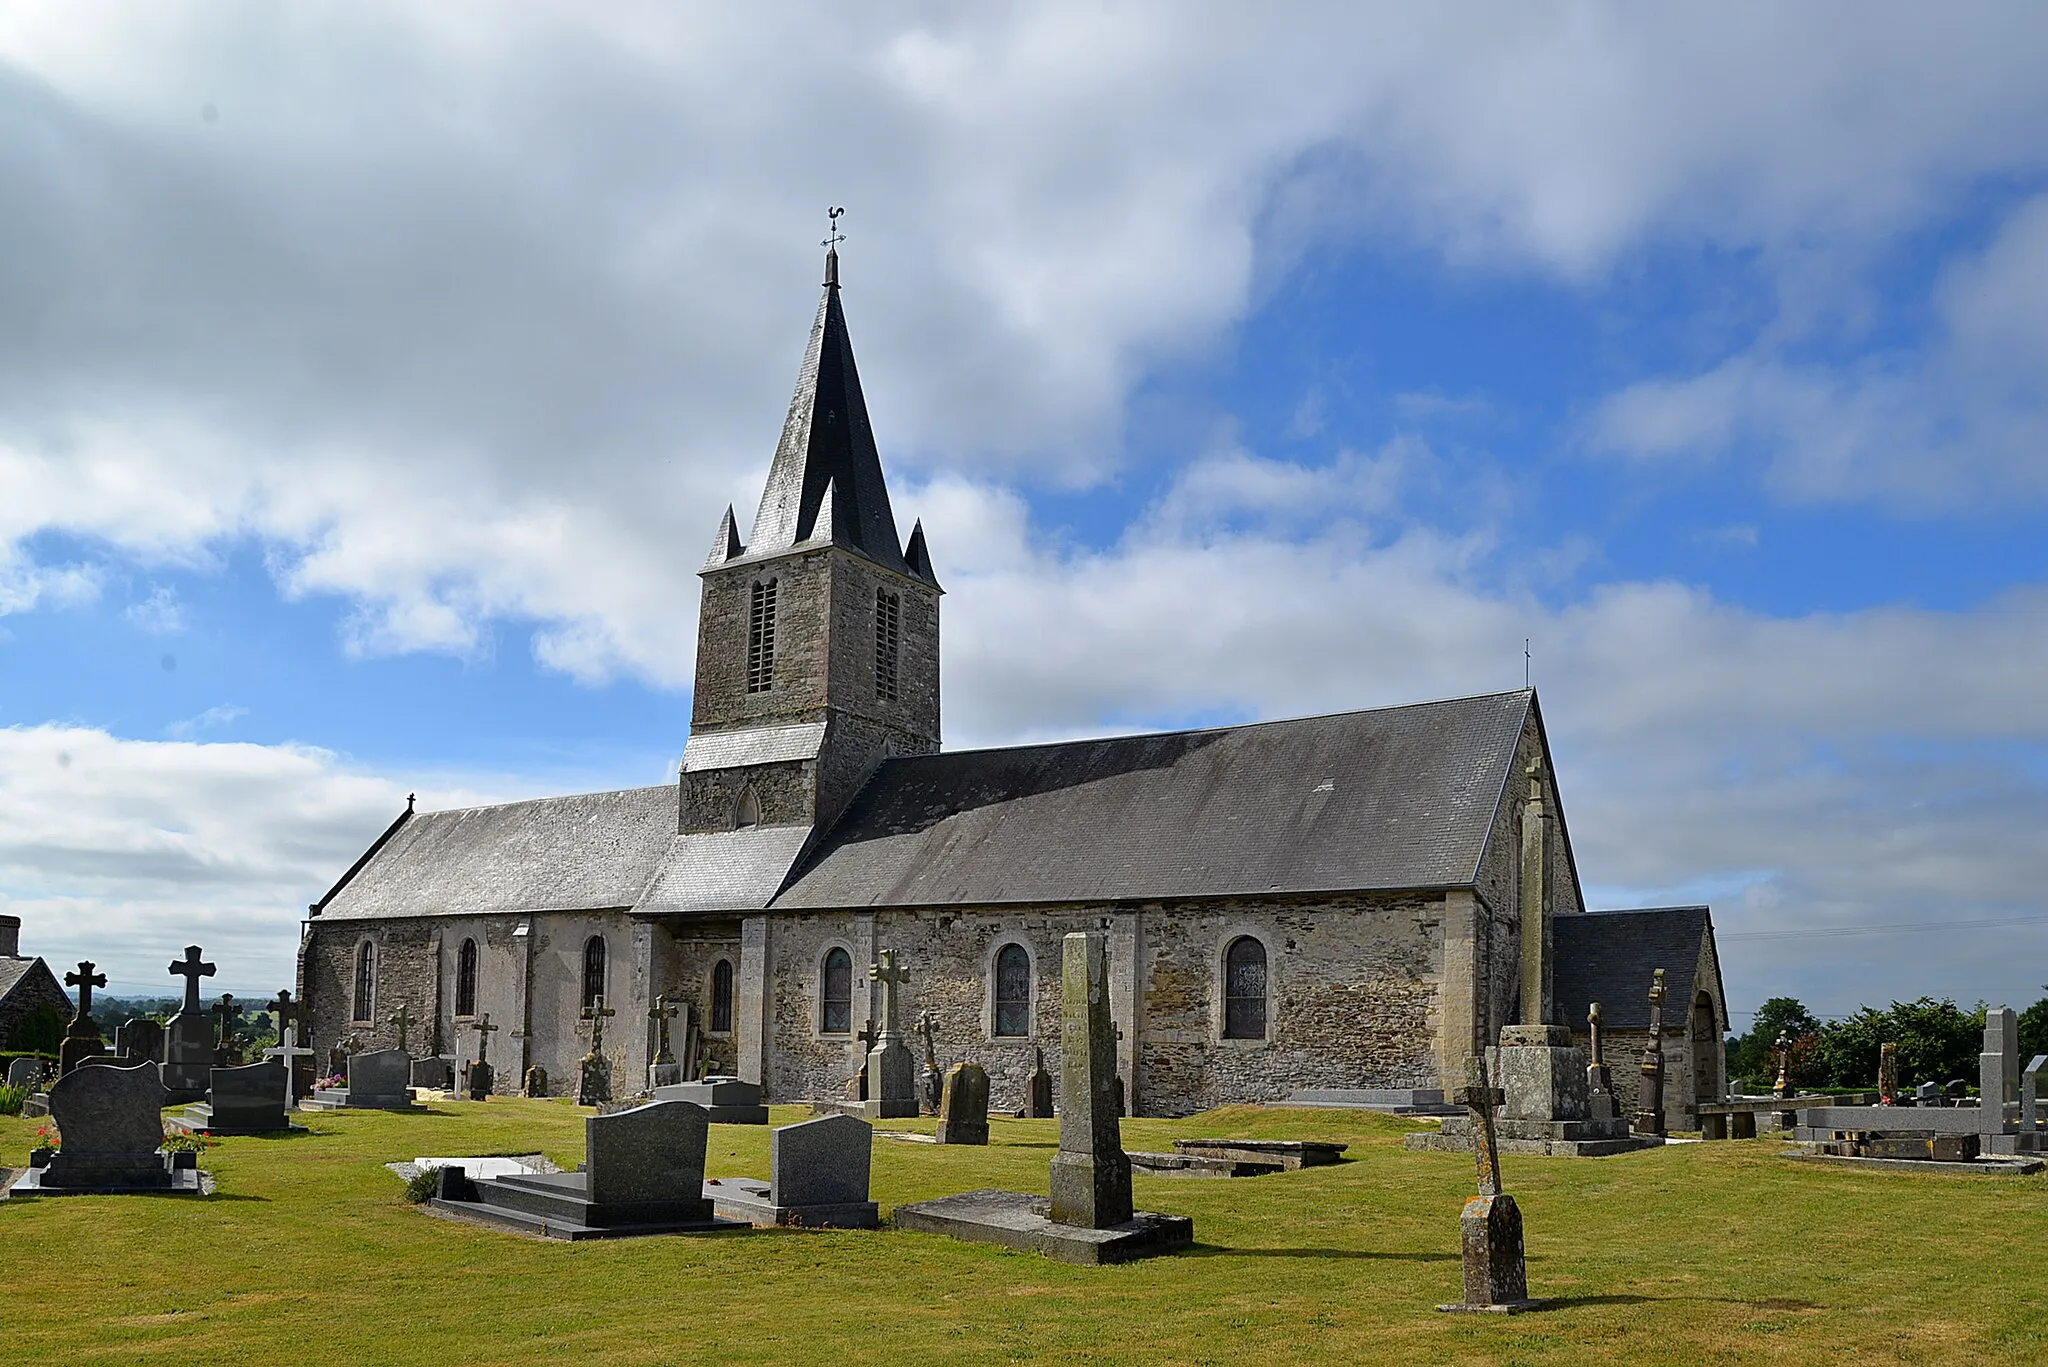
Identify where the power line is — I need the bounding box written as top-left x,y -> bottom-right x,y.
1719,913 -> 2048,943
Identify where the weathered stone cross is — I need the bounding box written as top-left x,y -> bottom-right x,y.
648,995 -> 679,1064
581,995 -> 617,1054
65,961 -> 108,1020
212,993 -> 245,1052
1451,1053 -> 1506,1197
1635,968 -> 1668,1136
1773,1030 -> 1793,1099
856,1019 -> 879,1054
915,1009 -> 939,1067
470,1013 -> 499,1065
870,951 -> 909,1035
387,1001 -> 414,1054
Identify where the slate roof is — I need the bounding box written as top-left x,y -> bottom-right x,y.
0,956 -> 69,1016
0,957 -> 38,1002
729,246 -> 915,577
1553,906 -> 1721,1032
636,828 -> 817,915
316,785 -> 681,921
772,691 -> 1535,909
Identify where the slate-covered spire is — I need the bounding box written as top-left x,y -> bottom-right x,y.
704,504 -> 744,569
746,242 -> 909,573
904,519 -> 940,588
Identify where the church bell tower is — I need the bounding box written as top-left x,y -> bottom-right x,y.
683,238 -> 942,837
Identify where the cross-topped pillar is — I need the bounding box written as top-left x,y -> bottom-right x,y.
1438,1052 -> 1539,1313
1634,968 -> 1668,1137
871,951 -> 909,1038
387,1001 -> 414,1055
65,960 -> 107,1021
168,945 -> 216,1013
211,993 -> 247,1064
463,1012 -> 501,1100
863,952 -> 918,1118
1518,756 -> 1551,1026
647,995 -> 682,1089
576,995 -> 618,1106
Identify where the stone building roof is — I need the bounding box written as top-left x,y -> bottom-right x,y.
773,690 -> 1537,908
315,785 -> 680,921
1553,905 -> 1723,1032
0,955 -> 72,1030
0,956 -> 45,1003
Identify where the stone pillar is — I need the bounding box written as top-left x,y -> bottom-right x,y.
735,916 -> 772,1092
1980,1006 -> 2018,1116
1109,911 -> 1141,1117
1049,931 -> 1133,1229
1436,890 -> 1484,1088
1518,759 -> 1550,1027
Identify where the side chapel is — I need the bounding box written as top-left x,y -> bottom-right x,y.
298,244 -> 1728,1123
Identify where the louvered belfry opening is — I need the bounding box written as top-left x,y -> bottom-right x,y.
746,578 -> 778,693
875,587 -> 901,701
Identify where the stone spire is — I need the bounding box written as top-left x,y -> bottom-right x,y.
743,239 -> 915,577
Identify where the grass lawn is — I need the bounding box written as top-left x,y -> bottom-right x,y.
1,1099 -> 2042,1364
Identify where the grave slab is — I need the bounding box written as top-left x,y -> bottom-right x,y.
893,1189 -> 1193,1265
1171,1139 -> 1346,1170
652,1075 -> 769,1124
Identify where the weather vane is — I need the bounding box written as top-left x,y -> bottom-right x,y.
823,205 -> 846,250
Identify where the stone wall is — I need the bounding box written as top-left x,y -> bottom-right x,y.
1471,710 -> 1588,1037
0,958 -> 72,1051
302,918 -> 441,1069
750,891 -> 1449,1117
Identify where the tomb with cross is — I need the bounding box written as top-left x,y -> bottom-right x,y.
648,995 -> 683,1090
1634,968 -> 1668,1137
58,960 -> 110,1075
1437,1053 -> 1541,1313
863,951 -> 919,1119
465,1014 -> 500,1100
577,996 -> 617,1106
387,1000 -> 415,1057
161,944 -> 220,1100
262,989 -> 316,1110
915,1009 -> 943,1115
212,994 -> 248,1066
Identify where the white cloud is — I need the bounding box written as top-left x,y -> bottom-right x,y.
122,584 -> 184,634
165,703 -> 246,739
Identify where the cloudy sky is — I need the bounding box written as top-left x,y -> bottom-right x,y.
2,3 -> 2045,1022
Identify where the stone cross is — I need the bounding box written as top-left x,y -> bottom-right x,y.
870,951 -> 909,1037
856,1019 -> 878,1054
65,961 -> 108,1021
168,945 -> 216,1013
649,995 -> 679,1064
1451,1053 -> 1506,1197
915,1009 -> 939,1068
1517,756 -> 1551,1027
471,1013 -> 500,1065
581,995 -> 617,1055
1585,1002 -> 1615,1114
1634,968 -> 1667,1137
387,1001 -> 414,1055
262,993 -> 316,1110
1878,1041 -> 1900,1105
1773,1030 -> 1792,1099
212,994 -> 245,1053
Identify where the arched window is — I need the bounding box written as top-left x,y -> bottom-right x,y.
821,948 -> 852,1034
746,579 -> 778,693
1223,936 -> 1268,1040
455,938 -> 478,1018
582,936 -> 608,1010
711,959 -> 734,1033
874,588 -> 901,702
734,787 -> 761,829
993,944 -> 1031,1037
352,941 -> 376,1023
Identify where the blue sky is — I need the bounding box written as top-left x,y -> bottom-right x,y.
2,3 -> 2046,1020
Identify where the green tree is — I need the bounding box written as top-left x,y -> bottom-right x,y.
2018,988 -> 2048,1064
1809,998 -> 1983,1092
1727,997 -> 1821,1087
10,1003 -> 67,1054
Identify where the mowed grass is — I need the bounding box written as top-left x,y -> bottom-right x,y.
1,1100 -> 2042,1365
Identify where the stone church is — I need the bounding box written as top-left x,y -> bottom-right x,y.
299,246 -> 1728,1122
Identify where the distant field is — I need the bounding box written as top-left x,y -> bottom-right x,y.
1,1099 -> 2040,1364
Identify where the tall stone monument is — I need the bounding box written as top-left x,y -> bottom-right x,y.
1584,1003 -> 1616,1121
1634,968 -> 1668,1137
1025,1044 -> 1055,1119
863,951 -> 919,1120
915,1009 -> 944,1116
647,995 -> 682,1090
161,946 -> 218,1106
893,931 -> 1192,1263
935,1062 -> 990,1145
466,1014 -> 500,1100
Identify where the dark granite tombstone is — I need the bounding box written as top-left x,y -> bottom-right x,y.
7,1057 -> 44,1089
114,1018 -> 165,1067
15,1062 -> 203,1195
181,1060 -> 295,1135
161,946 -> 218,1103
303,1048 -> 424,1112
936,1062 -> 990,1145
705,1112 -> 878,1228
430,1099 -> 739,1239
1025,1045 -> 1055,1119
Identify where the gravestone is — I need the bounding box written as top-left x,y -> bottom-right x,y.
178,1060 -> 296,1136
1585,1003 -> 1616,1121
2022,1055 -> 2045,1141
523,1065 -> 549,1098
1025,1045 -> 1055,1119
303,1048 -> 425,1111
1878,1042 -> 1900,1104
647,996 -> 682,1090
8,1057 -> 44,1089
59,961 -> 110,1076
1437,1053 -> 1540,1313
211,994 -> 249,1066
465,1014 -> 499,1101
14,1062 -> 204,1195
935,1062 -> 990,1145
895,931 -> 1192,1264
653,1075 -> 769,1124
704,1113 -> 878,1228
576,997 -> 616,1107
1980,1007 -> 2019,1119
114,1018 -> 165,1067
262,990 -> 315,1110
162,945 -> 218,1102
429,1099 -> 738,1239
863,952 -> 919,1120
916,1010 -> 944,1115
